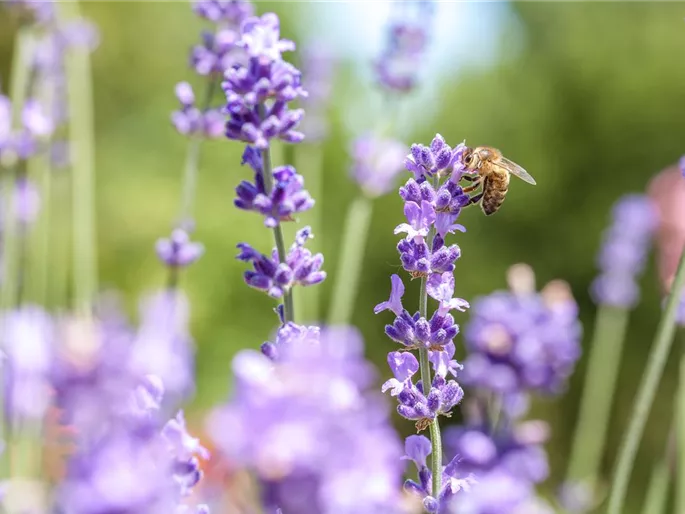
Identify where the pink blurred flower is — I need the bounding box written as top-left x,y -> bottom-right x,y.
647,165 -> 685,292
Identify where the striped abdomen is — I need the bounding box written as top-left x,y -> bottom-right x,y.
481,173 -> 510,216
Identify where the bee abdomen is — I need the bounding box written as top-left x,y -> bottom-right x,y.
482,186 -> 508,216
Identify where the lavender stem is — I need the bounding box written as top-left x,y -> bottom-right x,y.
63,0 -> 97,317
327,195 -> 373,325
566,305 -> 629,485
419,175 -> 442,499
260,138 -> 294,323
607,247 -> 685,514
177,77 -> 218,229
677,330 -> 685,514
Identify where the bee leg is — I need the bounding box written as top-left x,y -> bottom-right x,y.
462,179 -> 482,193
461,174 -> 477,182
466,193 -> 483,206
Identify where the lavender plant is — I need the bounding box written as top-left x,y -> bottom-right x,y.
374,134 -> 472,511
567,195 -> 657,493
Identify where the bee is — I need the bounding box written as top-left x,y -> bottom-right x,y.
461,146 -> 536,216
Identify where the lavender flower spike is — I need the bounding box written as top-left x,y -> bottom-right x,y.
236,145 -> 314,227
156,229 -> 205,268
590,194 -> 658,308
236,226 -> 325,298
351,134 -> 409,198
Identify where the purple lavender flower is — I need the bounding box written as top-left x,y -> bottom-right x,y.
383,351 -> 464,430
374,1 -> 435,93
130,290 -> 196,407
235,145 -> 314,226
590,194 -> 658,308
191,29 -> 243,76
1,306 -> 54,422
680,155 -> 685,179
236,226 -> 325,297
350,134 -> 408,197
222,13 -> 306,149
171,82 -> 225,138
207,326 -> 404,513
192,0 -> 254,24
260,320 -> 320,360
462,272 -> 582,396
404,134 -> 469,183
444,421 -> 552,514
52,303 -> 209,513
156,228 -> 205,268
403,434 -> 473,512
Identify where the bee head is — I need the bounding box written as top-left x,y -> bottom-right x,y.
462,147 -> 478,170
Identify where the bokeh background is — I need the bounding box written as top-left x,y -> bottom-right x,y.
2,1 -> 684,510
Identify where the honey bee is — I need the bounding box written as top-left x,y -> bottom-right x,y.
461,146 -> 536,216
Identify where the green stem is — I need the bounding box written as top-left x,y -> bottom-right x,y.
26,148 -> 51,307
642,457 -> 670,514
49,172 -> 71,310
62,0 -> 96,317
260,143 -> 294,323
177,77 -> 217,228
677,329 -> 685,514
566,305 -> 630,486
420,175 -> 442,499
326,195 -> 373,325
607,248 -> 685,514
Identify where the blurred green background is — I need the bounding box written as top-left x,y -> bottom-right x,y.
2,1 -> 685,510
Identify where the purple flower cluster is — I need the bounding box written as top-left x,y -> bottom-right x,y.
0,92 -> 54,166
156,228 -> 205,268
462,271 -> 582,397
223,11 -> 322,310
172,0 -> 252,137
235,146 -> 314,226
444,420 -> 553,514
375,134 -> 469,434
350,134 -> 408,198
208,326 -> 404,514
374,1 -> 436,93
222,13 -> 306,148
590,194 -> 658,308
403,435 -> 474,512
236,226 -> 325,298
172,82 -> 225,138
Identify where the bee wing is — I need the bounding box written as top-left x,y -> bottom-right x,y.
493,157 -> 537,185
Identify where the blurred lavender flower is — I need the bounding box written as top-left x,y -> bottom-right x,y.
462,267 -> 582,397
680,155 -> 685,179
444,420 -> 552,514
191,28 -> 243,77
222,13 -> 306,148
0,176 -> 42,226
1,306 -> 54,422
403,434 -> 473,512
374,1 -> 435,93
260,320 -> 320,360
299,44 -> 336,141
192,0 -> 254,24
52,305 -> 208,513
130,290 -> 196,408
236,226 -> 325,297
172,82 -> 225,138
208,326 -> 404,514
156,228 -> 205,268
590,194 -> 658,308
350,134 -> 408,198
2,0 -> 55,24
235,146 -> 314,227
